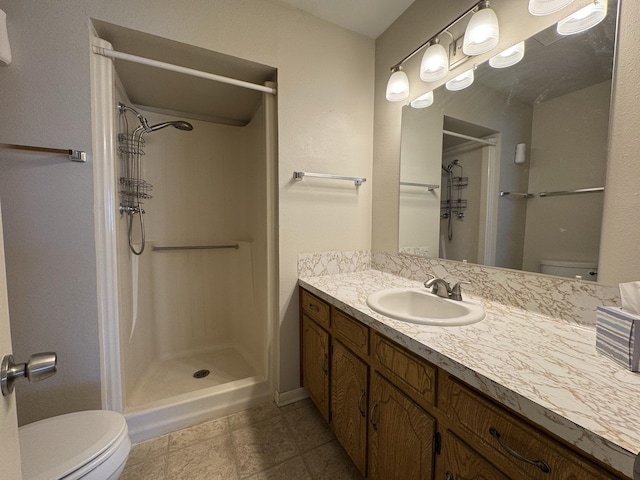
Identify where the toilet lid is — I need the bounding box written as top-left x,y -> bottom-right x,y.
19,410 -> 128,480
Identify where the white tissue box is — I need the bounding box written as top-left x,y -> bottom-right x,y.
596,306 -> 640,371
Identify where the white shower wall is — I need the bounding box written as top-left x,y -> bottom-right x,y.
115,102 -> 268,408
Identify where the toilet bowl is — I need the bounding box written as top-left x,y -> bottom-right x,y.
19,410 -> 131,480
540,259 -> 598,281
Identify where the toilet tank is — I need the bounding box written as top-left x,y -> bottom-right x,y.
539,259 -> 598,281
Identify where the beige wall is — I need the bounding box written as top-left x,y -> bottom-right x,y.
373,0 -> 639,284
399,106 -> 443,257
599,0 -> 640,284
0,0 -> 374,421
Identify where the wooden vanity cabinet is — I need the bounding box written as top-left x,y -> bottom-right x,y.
368,372 -> 436,480
299,287 -> 628,480
300,314 -> 330,422
300,289 -> 331,422
437,429 -> 510,480
438,372 -> 624,480
331,339 -> 368,475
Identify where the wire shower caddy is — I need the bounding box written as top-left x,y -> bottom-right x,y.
117,103 -> 153,255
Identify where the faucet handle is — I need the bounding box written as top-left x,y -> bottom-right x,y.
423,273 -> 436,288
450,281 -> 471,301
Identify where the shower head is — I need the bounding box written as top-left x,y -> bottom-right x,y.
146,120 -> 194,132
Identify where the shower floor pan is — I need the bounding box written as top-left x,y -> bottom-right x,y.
127,346 -> 257,408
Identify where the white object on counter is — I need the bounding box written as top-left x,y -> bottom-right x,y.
620,281 -> 640,315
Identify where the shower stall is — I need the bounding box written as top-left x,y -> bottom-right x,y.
90,31 -> 278,442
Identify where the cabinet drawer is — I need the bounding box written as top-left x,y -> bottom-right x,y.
301,289 -> 330,329
332,308 -> 369,357
440,374 -> 621,480
372,332 -> 436,409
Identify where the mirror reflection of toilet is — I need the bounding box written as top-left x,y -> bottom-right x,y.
540,259 -> 598,281
19,410 -> 131,480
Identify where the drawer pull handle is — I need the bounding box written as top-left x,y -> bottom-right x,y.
321,353 -> 329,376
358,389 -> 366,417
370,401 -> 379,430
445,472 -> 454,480
308,303 -> 320,312
489,427 -> 551,474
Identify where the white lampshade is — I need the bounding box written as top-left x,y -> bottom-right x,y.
462,3 -> 499,56
446,69 -> 474,91
528,0 -> 574,16
489,41 -> 525,68
386,67 -> 410,102
557,1 -> 607,35
410,91 -> 434,109
420,42 -> 448,82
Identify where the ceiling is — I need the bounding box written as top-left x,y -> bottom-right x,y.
271,0 -> 415,38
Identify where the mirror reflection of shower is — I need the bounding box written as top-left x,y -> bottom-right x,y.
441,159 -> 468,241
117,102 -> 193,255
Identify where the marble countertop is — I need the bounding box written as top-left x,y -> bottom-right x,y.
299,269 -> 640,479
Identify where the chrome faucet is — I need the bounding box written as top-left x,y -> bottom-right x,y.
424,277 -> 452,298
424,275 -> 471,301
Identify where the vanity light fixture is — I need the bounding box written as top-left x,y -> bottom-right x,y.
385,65 -> 410,102
385,0 -> 498,103
420,39 -> 449,82
446,69 -> 475,91
410,91 -> 434,109
528,0 -> 574,16
557,0 -> 607,35
489,41 -> 525,68
462,1 -> 500,56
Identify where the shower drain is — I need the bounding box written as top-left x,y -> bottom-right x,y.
193,369 -> 210,379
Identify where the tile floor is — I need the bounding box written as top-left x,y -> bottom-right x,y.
121,398 -> 364,480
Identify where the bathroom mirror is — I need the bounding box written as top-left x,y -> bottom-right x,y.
398,0 -> 617,281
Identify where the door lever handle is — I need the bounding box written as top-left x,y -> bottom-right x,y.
1,352 -> 57,396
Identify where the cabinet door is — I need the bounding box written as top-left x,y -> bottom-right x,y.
368,372 -> 436,480
438,430 -> 510,480
331,340 -> 368,476
301,314 -> 330,421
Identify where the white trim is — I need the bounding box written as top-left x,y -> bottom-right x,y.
274,387 -> 309,407
264,81 -> 280,400
90,36 -> 124,412
479,137 -> 500,265
92,46 -> 277,95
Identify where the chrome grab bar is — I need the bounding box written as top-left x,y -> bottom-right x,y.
538,187 -> 604,197
500,187 -> 603,198
400,181 -> 439,191
152,244 -> 239,251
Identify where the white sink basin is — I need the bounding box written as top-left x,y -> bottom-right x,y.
366,288 -> 485,326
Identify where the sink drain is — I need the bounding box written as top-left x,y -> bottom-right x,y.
193,369 -> 210,379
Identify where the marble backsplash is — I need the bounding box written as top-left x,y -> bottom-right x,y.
298,250 -> 621,326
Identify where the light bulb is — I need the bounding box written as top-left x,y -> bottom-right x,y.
528,0 -> 574,16
557,1 -> 607,35
463,3 -> 500,56
386,66 -> 410,102
420,42 -> 448,82
446,69 -> 474,91
489,41 -> 525,68
410,91 -> 434,109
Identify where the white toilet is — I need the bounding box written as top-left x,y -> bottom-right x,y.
540,259 -> 598,281
19,410 -> 131,480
